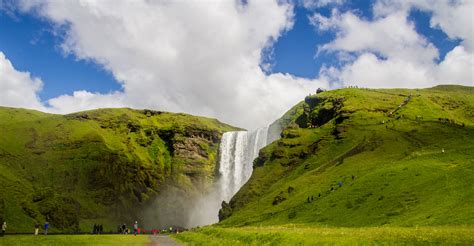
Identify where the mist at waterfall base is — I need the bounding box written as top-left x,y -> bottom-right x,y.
144,126 -> 280,229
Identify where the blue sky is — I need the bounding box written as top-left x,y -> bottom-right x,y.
0,10 -> 120,100
0,1 -> 459,103
0,0 -> 472,128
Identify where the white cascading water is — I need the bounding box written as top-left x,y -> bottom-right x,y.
217,127 -> 268,202
186,127 -> 275,227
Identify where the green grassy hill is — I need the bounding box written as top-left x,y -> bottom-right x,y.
219,85 -> 474,227
0,107 -> 237,233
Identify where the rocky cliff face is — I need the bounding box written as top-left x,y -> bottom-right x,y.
0,107 -> 237,232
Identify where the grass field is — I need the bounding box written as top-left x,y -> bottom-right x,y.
0,234 -> 151,246
1,226 -> 473,245
173,225 -> 474,245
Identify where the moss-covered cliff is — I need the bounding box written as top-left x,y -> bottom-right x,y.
0,107 -> 238,232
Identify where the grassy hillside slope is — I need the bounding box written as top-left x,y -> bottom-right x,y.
0,107 -> 237,233
219,85 -> 474,227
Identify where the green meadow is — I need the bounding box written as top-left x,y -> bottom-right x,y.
174,225 -> 474,245
0,234 -> 151,246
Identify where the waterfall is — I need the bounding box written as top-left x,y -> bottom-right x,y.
185,127 -> 274,228
217,127 -> 268,202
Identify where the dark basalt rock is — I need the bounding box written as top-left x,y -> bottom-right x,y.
218,201 -> 233,221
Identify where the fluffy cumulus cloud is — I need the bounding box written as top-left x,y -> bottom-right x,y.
311,0 -> 473,88
14,0 -> 324,129
374,0 -> 474,51
0,52 -> 45,110
1,0 -> 472,128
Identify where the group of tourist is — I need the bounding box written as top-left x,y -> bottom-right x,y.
0,220 -> 180,236
92,224 -> 104,234
118,221 -> 139,235
118,222 -> 180,235
0,221 -> 49,236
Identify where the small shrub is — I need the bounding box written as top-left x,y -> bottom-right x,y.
288,210 -> 297,219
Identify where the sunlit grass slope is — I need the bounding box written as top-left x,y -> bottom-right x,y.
220,85 -> 474,227
0,107 -> 237,233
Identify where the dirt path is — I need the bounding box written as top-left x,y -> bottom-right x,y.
150,235 -> 181,246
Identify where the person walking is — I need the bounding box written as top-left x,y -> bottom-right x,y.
44,221 -> 49,235
133,221 -> 138,236
34,222 -> 40,235
121,223 -> 126,234
1,222 -> 6,237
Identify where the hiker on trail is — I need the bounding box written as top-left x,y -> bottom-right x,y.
44,221 -> 49,235
1,222 -> 6,237
34,222 -> 40,235
133,221 -> 138,236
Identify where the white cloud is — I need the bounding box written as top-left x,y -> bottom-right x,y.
0,52 -> 45,110
374,0 -> 474,51
15,0 -> 324,129
47,90 -> 126,113
301,0 -> 345,9
436,45 -> 474,84
311,0 -> 473,88
311,11 -> 439,62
